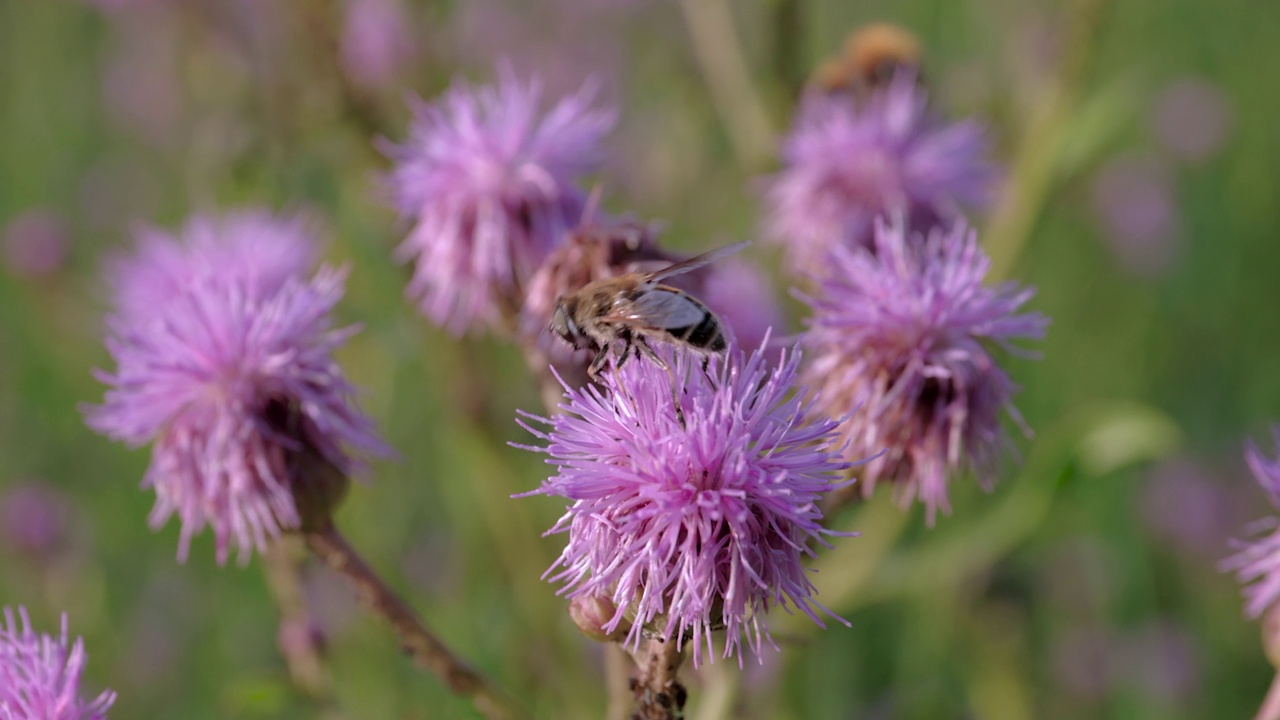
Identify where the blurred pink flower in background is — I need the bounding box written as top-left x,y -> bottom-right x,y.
0,482 -> 69,559
340,0 -> 417,90
86,210 -> 392,564
699,257 -> 786,357
86,0 -> 164,12
452,0 -> 627,97
1141,456 -> 1251,564
764,71 -> 996,274
387,70 -> 615,334
1122,619 -> 1201,703
1052,625 -> 1115,701
1089,154 -> 1180,278
100,9 -> 184,148
2,209 -> 69,279
1151,78 -> 1234,164
800,217 -> 1047,520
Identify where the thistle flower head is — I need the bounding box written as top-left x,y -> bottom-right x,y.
86,211 -> 391,564
764,70 -> 994,274
0,607 -> 115,720
800,216 -> 1046,521
339,0 -> 416,90
108,211 -> 318,328
387,68 -> 615,334
517,345 -> 851,666
1224,430 -> 1280,618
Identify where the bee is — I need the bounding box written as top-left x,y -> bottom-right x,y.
549,241 -> 748,379
810,22 -> 922,96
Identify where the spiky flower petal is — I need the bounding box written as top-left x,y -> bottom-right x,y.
86,211 -> 391,564
517,346 -> 851,666
764,71 -> 994,274
0,607 -> 115,720
800,216 -> 1046,520
1224,430 -> 1280,618
387,69 -> 615,334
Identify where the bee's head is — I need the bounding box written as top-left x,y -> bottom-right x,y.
550,301 -> 583,349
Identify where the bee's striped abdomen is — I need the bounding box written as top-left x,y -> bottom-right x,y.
671,297 -> 726,352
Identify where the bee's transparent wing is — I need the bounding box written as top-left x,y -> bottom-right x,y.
606,289 -> 707,329
646,240 -> 750,282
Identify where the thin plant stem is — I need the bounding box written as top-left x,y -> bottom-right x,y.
304,524 -> 528,720
1258,673 -> 1280,720
605,643 -> 633,720
983,0 -> 1112,280
677,0 -> 776,169
262,537 -> 335,705
630,638 -> 687,720
768,0 -> 805,109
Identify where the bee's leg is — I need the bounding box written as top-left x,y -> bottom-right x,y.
631,337 -> 686,427
699,353 -> 716,386
587,348 -> 612,380
634,336 -> 667,370
614,337 -> 633,372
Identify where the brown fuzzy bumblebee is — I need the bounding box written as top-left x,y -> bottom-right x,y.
811,22 -> 923,96
549,241 -> 748,379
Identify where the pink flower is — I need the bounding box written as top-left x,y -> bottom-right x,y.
517,345 -> 851,665
800,216 -> 1046,520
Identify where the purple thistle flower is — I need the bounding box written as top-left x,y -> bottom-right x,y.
2,209 -> 70,279
763,70 -> 995,274
1224,430 -> 1280,618
86,212 -> 391,564
516,345 -> 851,666
339,0 -> 417,90
800,216 -> 1047,521
0,607 -> 115,720
387,68 -> 615,335
108,211 -> 319,328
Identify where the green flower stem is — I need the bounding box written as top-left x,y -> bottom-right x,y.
305,523 -> 528,720
983,0 -> 1112,281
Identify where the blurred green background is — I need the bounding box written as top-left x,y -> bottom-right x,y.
1,0 -> 1276,718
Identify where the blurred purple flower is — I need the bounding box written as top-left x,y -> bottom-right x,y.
107,211 -> 319,328
387,69 -> 615,335
516,345 -> 851,666
1052,625 -> 1115,701
101,9 -> 183,147
452,0 -> 626,98
764,70 -> 995,274
700,257 -> 786,359
1152,78 -> 1233,164
1141,456 -> 1248,564
340,0 -> 417,90
86,0 -> 164,12
800,217 -> 1047,521
2,209 -> 69,279
1224,430 -> 1280,618
1090,154 -> 1180,278
0,483 -> 69,558
0,607 -> 115,720
85,211 -> 391,564
1121,619 -> 1200,702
